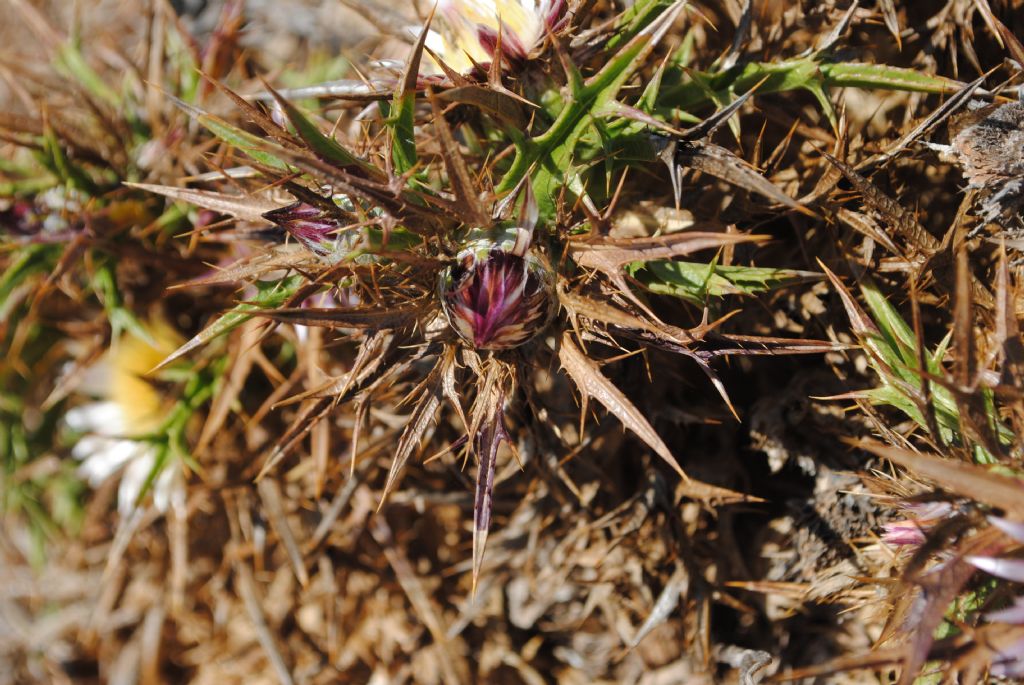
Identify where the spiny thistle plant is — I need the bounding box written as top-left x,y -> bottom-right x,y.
6,1 -> 1024,683
135,0 -> 866,588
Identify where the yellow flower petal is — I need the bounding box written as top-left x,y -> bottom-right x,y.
111,317 -> 181,433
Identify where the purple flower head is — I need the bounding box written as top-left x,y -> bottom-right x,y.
439,235 -> 554,350
263,201 -> 341,258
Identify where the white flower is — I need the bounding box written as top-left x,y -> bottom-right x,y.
66,319 -> 184,516
422,0 -> 566,75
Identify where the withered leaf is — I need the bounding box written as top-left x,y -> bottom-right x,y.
380,355 -> 449,503
124,182 -> 287,222
819,150 -> 938,254
558,288 -> 697,346
559,332 -> 684,477
427,89 -> 489,226
570,231 -> 765,270
995,244 -> 1024,391
856,440 -> 1024,519
176,249 -> 312,289
672,141 -> 804,210
278,330 -> 393,405
437,86 -> 528,128
253,302 -> 428,330
472,388 -> 505,596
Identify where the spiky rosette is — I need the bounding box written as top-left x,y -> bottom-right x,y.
439,230 -> 554,350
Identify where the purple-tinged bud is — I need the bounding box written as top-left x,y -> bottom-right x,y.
439,233 -> 554,351
263,201 -> 341,258
881,502 -> 954,547
881,520 -> 928,547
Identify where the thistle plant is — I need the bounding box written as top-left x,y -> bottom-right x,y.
7,1 -> 1024,682
136,0 -> 869,589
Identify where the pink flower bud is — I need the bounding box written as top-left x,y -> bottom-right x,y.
439,245 -> 554,350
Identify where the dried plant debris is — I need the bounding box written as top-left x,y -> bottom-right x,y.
942,98 -> 1024,227
3,1 -> 1024,684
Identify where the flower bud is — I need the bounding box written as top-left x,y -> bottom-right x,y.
439,233 -> 554,350
263,201 -> 341,258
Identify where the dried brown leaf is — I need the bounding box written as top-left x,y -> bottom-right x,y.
673,141 -> 806,211
570,231 -> 765,272
471,382 -> 505,597
819,150 -> 938,254
380,360 -> 446,504
256,478 -> 310,588
254,302 -> 428,330
437,86 -> 528,128
995,243 -> 1024,390
427,89 -> 489,226
855,440 -> 1024,518
123,182 -> 287,222
559,332 -> 685,478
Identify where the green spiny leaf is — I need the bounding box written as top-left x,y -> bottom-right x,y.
155,275 -> 305,370
498,2 -> 686,216
628,260 -> 819,306
820,62 -> 963,95
170,97 -> 291,171
268,89 -> 376,173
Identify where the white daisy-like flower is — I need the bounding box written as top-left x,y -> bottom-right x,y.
65,319 -> 184,516
421,0 -> 566,75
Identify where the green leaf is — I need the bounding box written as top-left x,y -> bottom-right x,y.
156,275 -> 305,370
387,12 -> 430,176
38,127 -> 98,195
859,278 -> 919,369
0,244 -> 59,312
55,43 -> 120,108
385,93 -> 417,175
628,259 -> 819,306
497,2 -> 685,217
656,58 -> 962,129
90,262 -> 153,345
269,90 -> 376,173
171,97 -> 291,171
132,354 -> 226,508
854,280 -> 1017,462
195,276 -> 304,343
820,62 -> 963,95
605,0 -> 679,52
